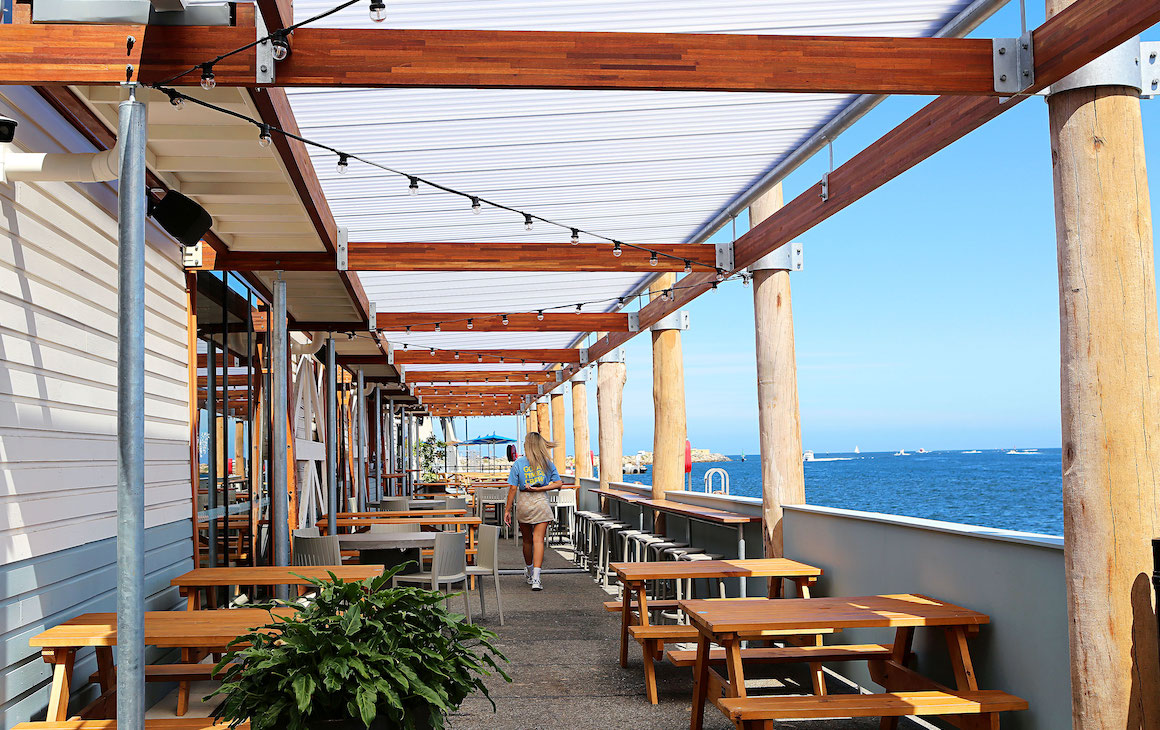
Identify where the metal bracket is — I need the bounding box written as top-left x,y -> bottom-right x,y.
715,240 -> 734,273
578,347 -> 589,366
598,348 -> 625,364
337,226 -> 348,271
750,242 -> 804,273
819,173 -> 829,202
368,301 -> 376,331
555,370 -> 566,382
994,33 -> 1034,94
384,343 -> 394,366
627,312 -> 640,332
182,240 -> 204,268
256,19 -> 275,85
1050,38 -> 1152,97
570,368 -> 588,383
651,310 -> 689,332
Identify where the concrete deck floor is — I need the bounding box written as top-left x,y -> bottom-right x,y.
448,539 -> 927,730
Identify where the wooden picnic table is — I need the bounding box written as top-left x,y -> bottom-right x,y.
30,609 -> 293,720
336,508 -> 467,518
610,559 -> 822,703
680,593 -> 1026,730
171,565 -> 384,610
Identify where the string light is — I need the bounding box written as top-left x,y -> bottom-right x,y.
501,314 -> 509,326
570,228 -> 580,245
434,323 -> 441,332
471,196 -> 481,214
576,303 -> 583,313
466,318 -> 473,330
649,252 -> 658,267
524,214 -> 534,231
368,0 -> 386,22
199,64 -> 215,90
336,153 -> 349,175
405,325 -> 412,334
478,354 -> 484,363
454,351 -> 460,359
536,310 -> 544,321
257,124 -> 273,148
684,260 -> 692,274
408,177 -> 419,196
402,343 -> 408,350
429,348 -> 436,356
613,242 -> 622,258
270,31 -> 290,61
715,269 -> 726,282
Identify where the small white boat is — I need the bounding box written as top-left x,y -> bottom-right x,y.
854,445 -> 860,454
962,450 -> 982,454
895,449 -> 909,456
803,450 -> 815,462
917,448 -> 928,454
1006,449 -> 1039,455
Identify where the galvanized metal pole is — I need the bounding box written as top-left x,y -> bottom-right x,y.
270,273 -> 289,597
205,339 -> 218,569
356,368 -> 366,511
325,337 -> 337,528
116,86 -> 147,730
386,399 -> 396,496
374,386 -> 383,503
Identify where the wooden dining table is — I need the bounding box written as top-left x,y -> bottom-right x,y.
171,565 -> 385,610
29,609 -> 294,720
679,593 -> 1025,730
335,508 -> 467,518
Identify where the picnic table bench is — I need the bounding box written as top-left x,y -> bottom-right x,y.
171,565 -> 383,610
610,559 -> 822,704
679,593 -> 1028,729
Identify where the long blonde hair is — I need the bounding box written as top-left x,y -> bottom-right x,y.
524,431 -> 555,474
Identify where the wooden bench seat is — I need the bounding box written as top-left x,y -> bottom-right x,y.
602,599 -> 681,612
628,623 -> 699,641
665,643 -> 893,667
14,721 -> 246,729
720,690 -> 1028,725
87,662 -> 234,684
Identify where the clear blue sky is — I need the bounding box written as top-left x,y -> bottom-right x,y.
453,5 -> 1160,456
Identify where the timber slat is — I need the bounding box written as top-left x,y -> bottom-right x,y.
664,643 -> 893,667
719,690 -> 1028,720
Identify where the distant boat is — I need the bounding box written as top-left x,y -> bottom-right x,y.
917,448 -> 928,454
962,450 -> 982,454
740,449 -> 746,462
803,450 -> 815,462
895,449 -> 909,456
854,445 -> 860,454
1006,449 -> 1039,455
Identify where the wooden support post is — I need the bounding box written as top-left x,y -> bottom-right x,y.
750,184 -> 805,563
551,392 -> 566,473
597,339 -> 626,490
572,372 -> 592,479
1046,11 -> 1160,724
650,273 -> 687,498
525,410 -> 537,439
536,399 -> 550,440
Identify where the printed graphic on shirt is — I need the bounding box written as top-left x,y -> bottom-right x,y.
522,464 -> 547,487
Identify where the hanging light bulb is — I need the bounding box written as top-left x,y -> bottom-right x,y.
617,297 -> 626,306
257,124 -> 273,148
429,348 -> 436,356
270,32 -> 290,61
536,310 -> 544,321
405,325 -> 412,334
576,303 -> 583,313
499,356 -> 505,363
684,260 -> 692,274
501,314 -> 509,326
612,242 -> 622,258
402,343 -> 408,350
408,176 -> 419,196
336,153 -> 349,175
200,64 -> 216,90
742,274 -> 750,287
434,322 -> 441,333
649,251 -> 658,267
466,318 -> 474,330
368,0 -> 387,22
524,213 -> 534,231
570,228 -> 580,245
165,89 -> 184,109
470,196 -> 481,215
454,351 -> 460,360
478,354 -> 484,363
715,269 -> 726,282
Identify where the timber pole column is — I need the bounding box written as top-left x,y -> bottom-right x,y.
749,184 -> 805,565
1045,30 -> 1160,727
650,273 -> 687,498
536,397 -> 550,439
596,344 -> 627,490
571,369 -> 592,479
270,273 -> 290,595
551,392 -> 566,473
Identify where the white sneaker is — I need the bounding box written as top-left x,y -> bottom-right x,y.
525,567 -> 533,584
531,577 -> 543,591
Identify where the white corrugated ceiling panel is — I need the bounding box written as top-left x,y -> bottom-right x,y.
287,0 -> 985,361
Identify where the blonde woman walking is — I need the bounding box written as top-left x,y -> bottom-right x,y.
505,432 -> 568,591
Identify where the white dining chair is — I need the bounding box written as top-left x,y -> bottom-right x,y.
466,524 -> 504,625
392,531 -> 471,620
292,534 -> 342,566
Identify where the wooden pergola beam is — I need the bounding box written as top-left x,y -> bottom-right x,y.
404,370 -> 555,383
8,25 -> 1002,95
415,385 -> 539,396
193,242 -> 716,272
540,0 -> 1160,393
376,312 -> 630,332
394,349 -> 582,365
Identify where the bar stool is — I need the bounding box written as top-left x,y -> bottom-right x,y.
645,540 -> 688,600
595,519 -> 628,585
575,511 -> 612,570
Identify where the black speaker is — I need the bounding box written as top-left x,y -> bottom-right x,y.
149,191 -> 212,247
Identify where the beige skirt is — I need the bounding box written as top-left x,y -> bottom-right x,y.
516,490 -> 553,525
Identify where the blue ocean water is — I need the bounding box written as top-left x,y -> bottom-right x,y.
623,448 -> 1063,537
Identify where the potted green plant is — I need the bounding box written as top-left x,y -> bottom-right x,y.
417,436 -> 446,482
209,569 -> 508,730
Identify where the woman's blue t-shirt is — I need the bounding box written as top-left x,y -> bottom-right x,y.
508,456 -> 560,491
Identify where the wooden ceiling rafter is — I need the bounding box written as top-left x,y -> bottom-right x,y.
393,349 -> 583,365
375,312 -> 630,333
404,370 -> 555,383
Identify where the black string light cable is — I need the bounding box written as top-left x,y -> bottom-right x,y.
151,82 -> 724,274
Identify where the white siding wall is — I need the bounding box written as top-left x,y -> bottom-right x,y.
0,86 -> 193,565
